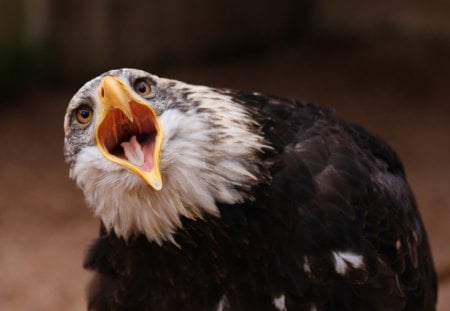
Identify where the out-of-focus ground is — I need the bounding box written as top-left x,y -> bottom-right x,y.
0,43 -> 449,310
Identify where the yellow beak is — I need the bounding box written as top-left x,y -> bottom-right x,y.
95,76 -> 163,190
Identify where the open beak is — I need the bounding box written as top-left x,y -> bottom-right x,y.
95,76 -> 163,190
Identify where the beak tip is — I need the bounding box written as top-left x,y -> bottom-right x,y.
144,174 -> 163,191
151,177 -> 163,190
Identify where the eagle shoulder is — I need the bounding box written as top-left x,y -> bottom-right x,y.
225,90 -> 437,310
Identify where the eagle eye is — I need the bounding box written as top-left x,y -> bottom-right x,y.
134,78 -> 152,97
75,106 -> 93,125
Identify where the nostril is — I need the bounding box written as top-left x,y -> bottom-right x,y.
101,88 -> 105,97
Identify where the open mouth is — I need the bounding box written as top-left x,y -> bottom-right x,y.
97,102 -> 158,172
95,76 -> 163,190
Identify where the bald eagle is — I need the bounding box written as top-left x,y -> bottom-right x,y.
64,68 -> 437,310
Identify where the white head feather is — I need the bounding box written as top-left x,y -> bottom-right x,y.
64,69 -> 269,244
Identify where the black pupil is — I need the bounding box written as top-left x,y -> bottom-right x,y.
137,82 -> 147,93
80,109 -> 90,119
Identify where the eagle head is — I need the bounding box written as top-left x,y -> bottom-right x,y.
64,68 -> 267,244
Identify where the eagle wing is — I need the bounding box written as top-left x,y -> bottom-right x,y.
227,91 -> 437,310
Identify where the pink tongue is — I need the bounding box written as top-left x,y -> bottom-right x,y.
120,136 -> 145,167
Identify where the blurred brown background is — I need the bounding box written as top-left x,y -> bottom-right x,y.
0,1 -> 449,310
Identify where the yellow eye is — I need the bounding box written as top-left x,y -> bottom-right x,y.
75,106 -> 93,125
134,79 -> 152,96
